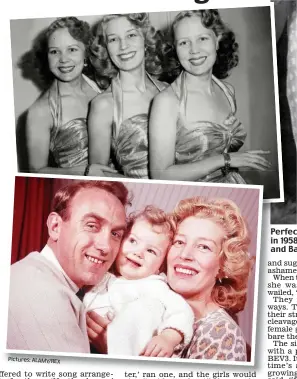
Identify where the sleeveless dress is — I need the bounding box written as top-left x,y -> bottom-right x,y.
172,71 -> 247,183
111,73 -> 167,179
48,74 -> 101,167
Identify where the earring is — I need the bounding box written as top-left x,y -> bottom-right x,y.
84,59 -> 88,67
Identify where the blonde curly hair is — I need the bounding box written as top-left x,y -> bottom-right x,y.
90,13 -> 164,89
172,197 -> 254,314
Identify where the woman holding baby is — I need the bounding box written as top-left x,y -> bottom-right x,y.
86,196 -> 253,361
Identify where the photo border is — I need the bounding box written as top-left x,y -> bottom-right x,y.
5,173 -> 263,367
9,4 -> 283,204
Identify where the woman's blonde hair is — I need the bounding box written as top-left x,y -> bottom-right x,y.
172,197 -> 254,314
90,13 -> 164,89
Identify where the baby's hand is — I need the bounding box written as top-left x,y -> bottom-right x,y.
140,334 -> 176,358
141,328 -> 183,358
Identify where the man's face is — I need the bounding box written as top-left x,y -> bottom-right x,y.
51,188 -> 126,288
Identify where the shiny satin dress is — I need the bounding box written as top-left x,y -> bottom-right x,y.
48,74 -> 101,167
172,71 -> 247,183
111,74 -> 166,179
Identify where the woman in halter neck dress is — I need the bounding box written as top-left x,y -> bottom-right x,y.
88,13 -> 167,179
149,10 -> 271,183
26,17 -> 116,176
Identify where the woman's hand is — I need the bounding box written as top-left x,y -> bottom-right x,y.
230,150 -> 271,171
86,311 -> 113,353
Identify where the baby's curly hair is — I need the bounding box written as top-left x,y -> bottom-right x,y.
126,205 -> 176,243
124,205 -> 176,274
27,17 -> 94,89
90,13 -> 164,89
172,197 -> 254,314
160,9 -> 239,82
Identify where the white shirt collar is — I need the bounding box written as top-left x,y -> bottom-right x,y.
40,244 -> 79,293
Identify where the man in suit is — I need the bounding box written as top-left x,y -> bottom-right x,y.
7,180 -> 128,353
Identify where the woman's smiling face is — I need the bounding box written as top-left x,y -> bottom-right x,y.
174,15 -> 219,77
47,28 -> 86,82
167,216 -> 225,300
105,16 -> 145,72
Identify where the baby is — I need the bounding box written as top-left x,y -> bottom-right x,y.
84,206 -> 194,357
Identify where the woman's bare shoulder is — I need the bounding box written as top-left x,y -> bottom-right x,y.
89,89 -> 113,126
154,84 -> 178,106
91,88 -> 113,111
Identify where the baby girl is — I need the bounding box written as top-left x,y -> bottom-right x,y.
84,206 -> 194,357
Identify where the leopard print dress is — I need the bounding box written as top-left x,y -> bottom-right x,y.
173,308 -> 247,361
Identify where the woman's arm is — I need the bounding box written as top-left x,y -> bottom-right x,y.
88,94 -> 113,166
149,91 -> 271,181
26,99 -> 53,173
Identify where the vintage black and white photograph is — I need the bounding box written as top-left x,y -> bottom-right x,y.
270,0 -> 297,224
11,7 -> 282,200
7,176 -> 262,364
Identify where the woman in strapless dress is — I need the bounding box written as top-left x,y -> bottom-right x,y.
88,13 -> 167,179
149,10 -> 271,183
26,17 -> 116,176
